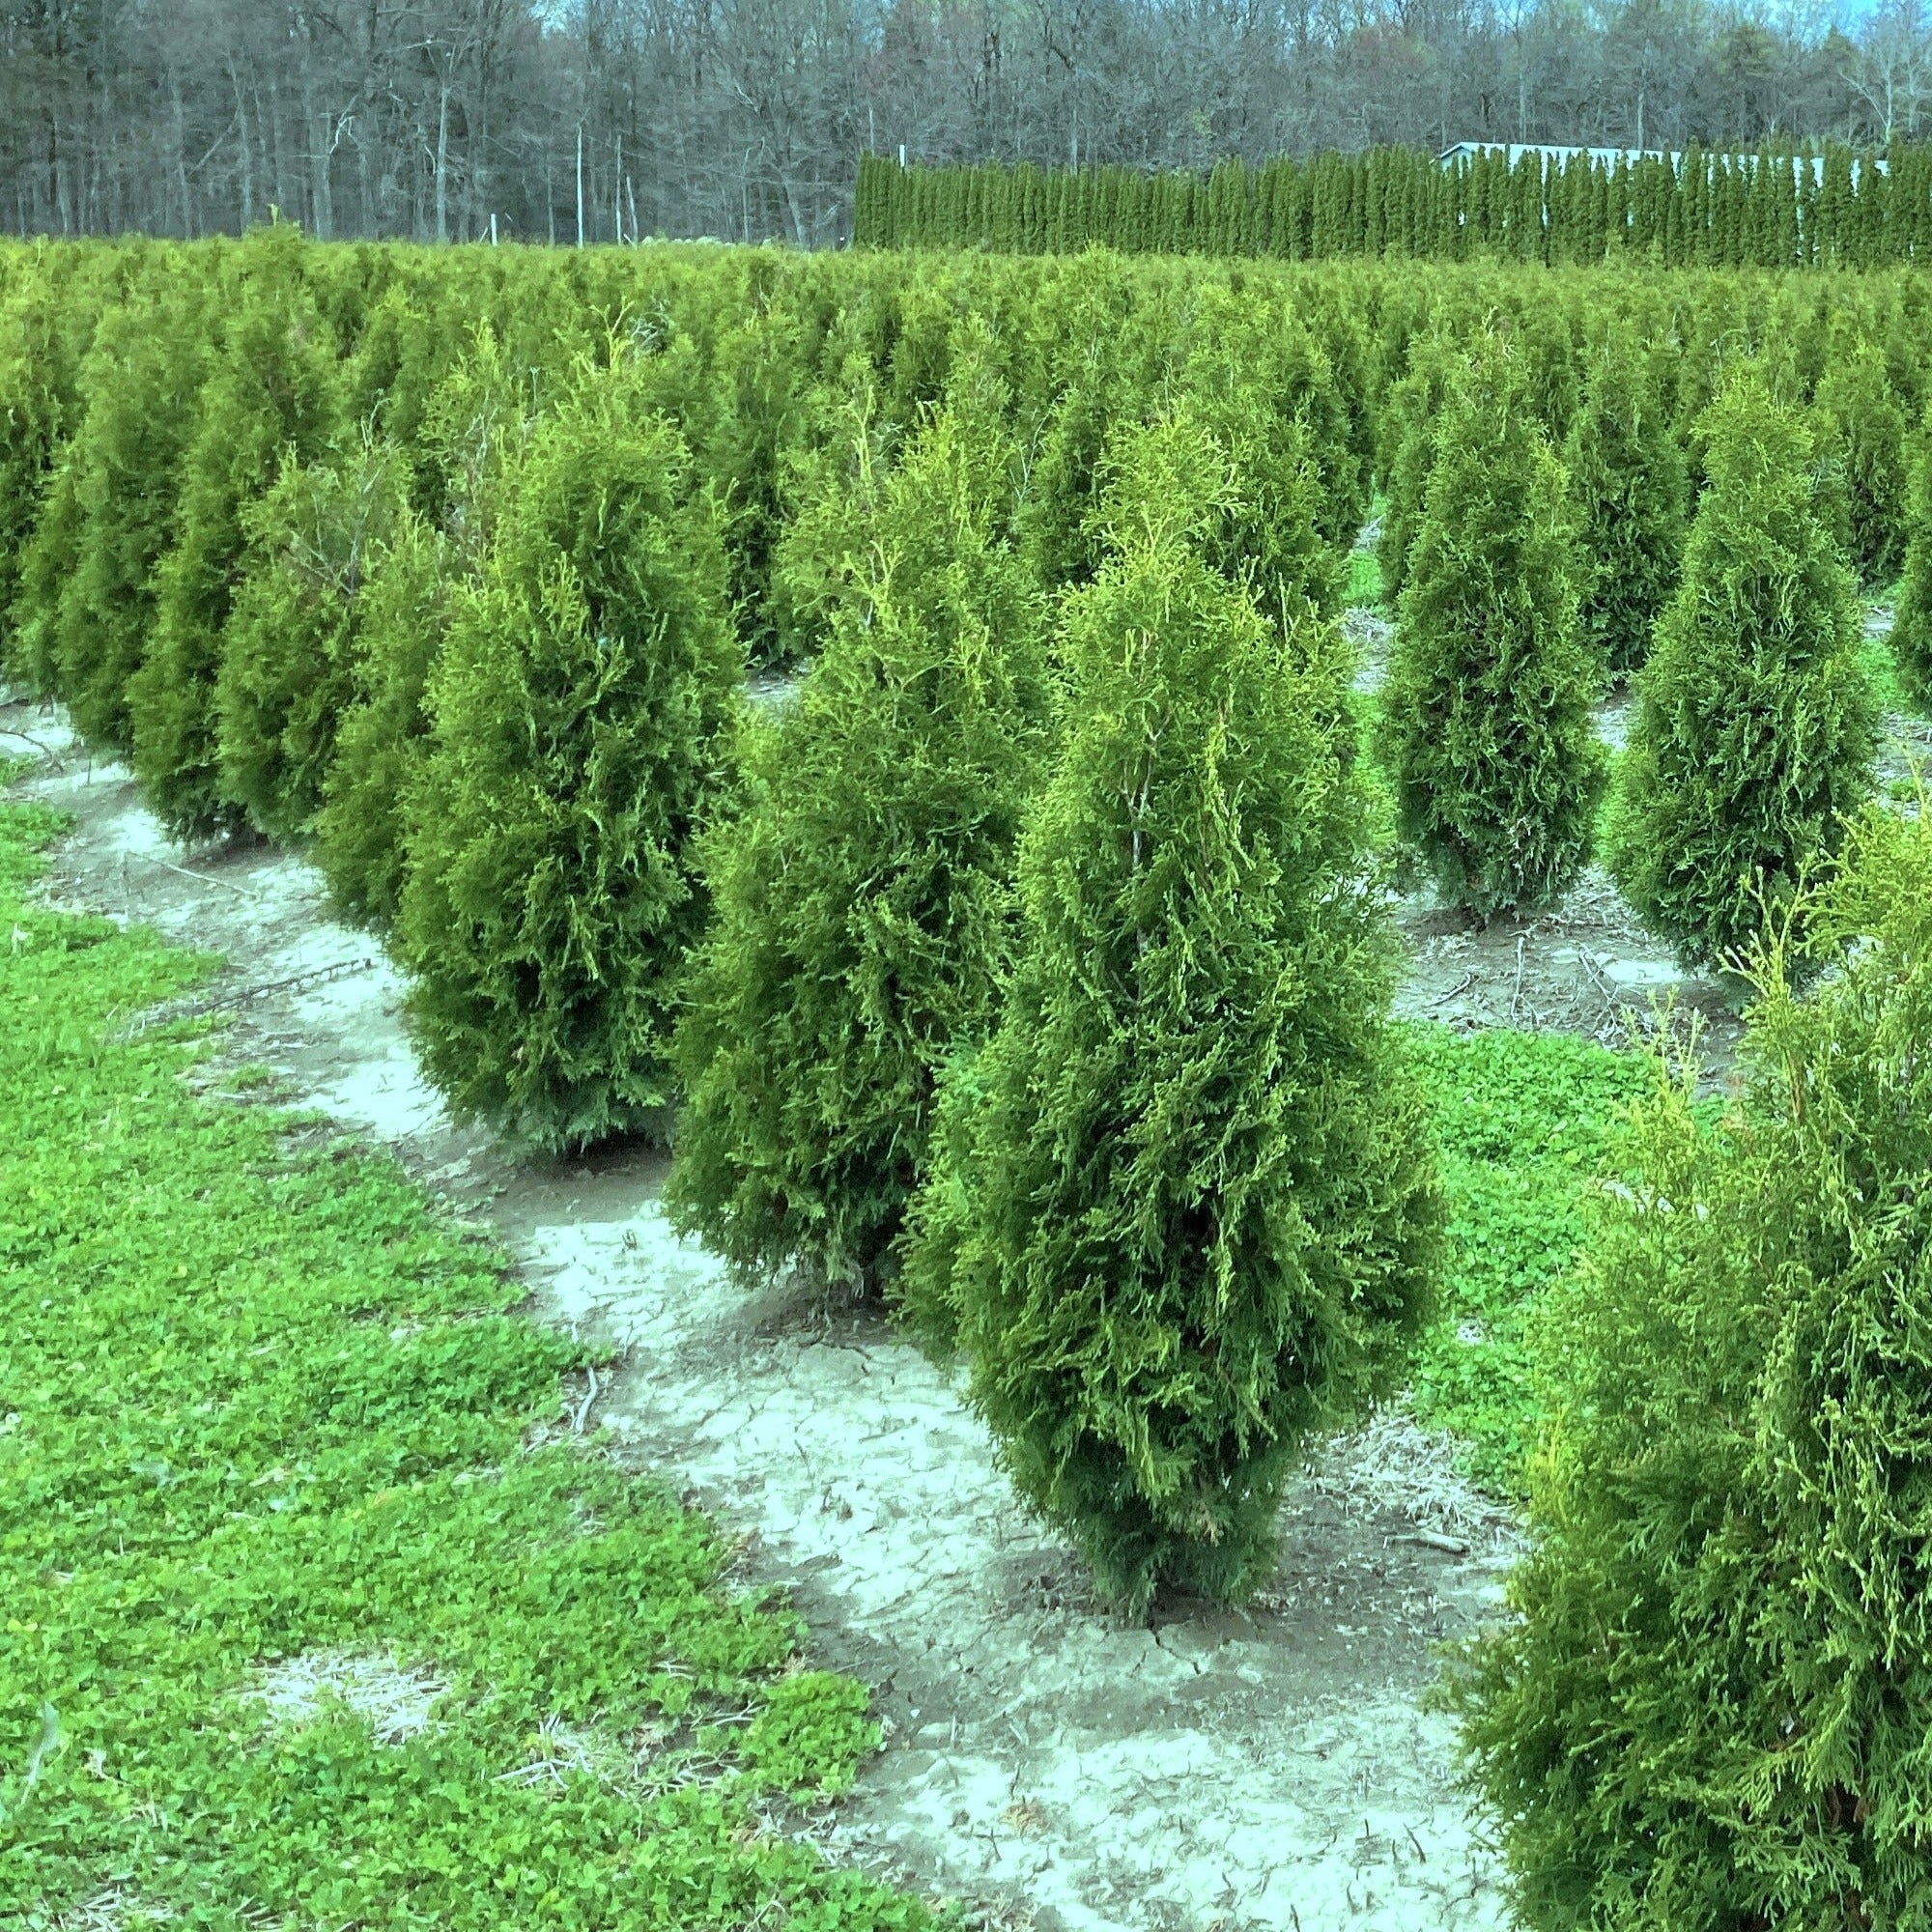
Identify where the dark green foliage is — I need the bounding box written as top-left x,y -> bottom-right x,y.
1378,342 -> 1605,917
905,416 -> 1441,1615
38,269 -> 217,757
668,367 -> 1055,1289
1564,327 -> 1686,678
1813,338 -> 1909,589
309,507 -> 454,931
396,352 -> 742,1151
1890,413 -> 1932,709
1608,374 -> 1877,967
1451,803 -> 1932,1931
127,232 -> 346,840
0,274 -> 81,678
1375,335 -> 1455,603
215,438 -> 408,841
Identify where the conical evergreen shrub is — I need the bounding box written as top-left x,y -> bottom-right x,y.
309,506 -> 453,932
1812,338 -> 1908,590
395,349 -> 741,1151
127,230 -> 345,841
1378,340 -> 1605,917
1375,333 -> 1456,603
1452,800 -> 1932,1931
35,266 -> 218,758
1564,327 -> 1687,678
1890,412 -> 1932,709
214,437 -> 409,843
905,414 -> 1441,1614
667,364 -> 1056,1289
1608,373 -> 1877,968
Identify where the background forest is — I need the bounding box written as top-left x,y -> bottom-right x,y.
7,0 -> 1932,248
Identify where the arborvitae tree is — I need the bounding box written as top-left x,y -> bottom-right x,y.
1564,327 -> 1688,678
215,436 -> 408,842
309,329 -> 537,930
1812,338 -> 1909,589
1608,374 -> 1877,967
395,348 -> 741,1151
310,507 -> 453,930
1890,412 -> 1932,709
127,229 -> 345,841
1378,340 -> 1605,917
903,414 -> 1441,1615
34,267 -> 218,758
1376,334 -> 1457,602
667,371 -> 1056,1290
1453,800 -> 1932,1931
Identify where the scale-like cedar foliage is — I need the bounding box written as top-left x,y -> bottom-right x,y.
127,230 -> 345,841
667,364 -> 1056,1289
1374,333 -> 1457,603
34,268 -> 217,757
309,508 -> 450,930
395,351 -> 741,1151
310,330 -> 537,930
215,438 -> 408,841
1812,338 -> 1908,589
1378,341 -> 1605,917
1452,802 -> 1932,1931
906,415 -> 1441,1615
1564,326 -> 1687,678
1609,374 -> 1876,968
1892,414 -> 1932,709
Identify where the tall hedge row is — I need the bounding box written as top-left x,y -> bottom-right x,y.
857,141 -> 1932,269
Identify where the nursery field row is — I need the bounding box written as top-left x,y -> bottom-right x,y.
857,138 -> 1932,270
4,231 -> 1932,1926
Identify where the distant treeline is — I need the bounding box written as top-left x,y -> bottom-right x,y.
855,143 -> 1932,268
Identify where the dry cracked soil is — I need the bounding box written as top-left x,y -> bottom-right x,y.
18,658 -> 1882,1931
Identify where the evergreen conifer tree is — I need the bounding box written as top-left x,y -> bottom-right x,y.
1564,327 -> 1688,678
1454,800 -> 1932,1931
904,413 -> 1441,1614
1375,334 -> 1457,603
1813,338 -> 1909,589
1378,340 -> 1605,917
33,267 -> 217,758
126,229 -> 345,840
396,348 -> 741,1151
215,436 -> 409,842
1608,372 -> 1876,967
1889,411 -> 1932,709
668,363 -> 1056,1290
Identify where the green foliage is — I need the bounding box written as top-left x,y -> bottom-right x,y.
215,437 -> 408,842
1378,340 -> 1605,917
127,231 -> 346,841
397,349 -> 742,1151
309,506 -> 455,931
1375,336 -> 1455,609
1564,327 -> 1686,678
1889,411 -> 1932,709
37,266 -> 218,757
1609,373 -> 1877,968
0,800 -> 919,1931
1812,338 -> 1909,589
668,368 -> 1055,1289
1450,803 -> 1932,1931
905,415 -> 1441,1615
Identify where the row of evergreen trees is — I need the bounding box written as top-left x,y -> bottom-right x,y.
3,230 -> 1932,1922
857,141 -> 1932,270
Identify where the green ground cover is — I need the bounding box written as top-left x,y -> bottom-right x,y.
1405,1023 -> 1649,1492
0,789 -> 925,1931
